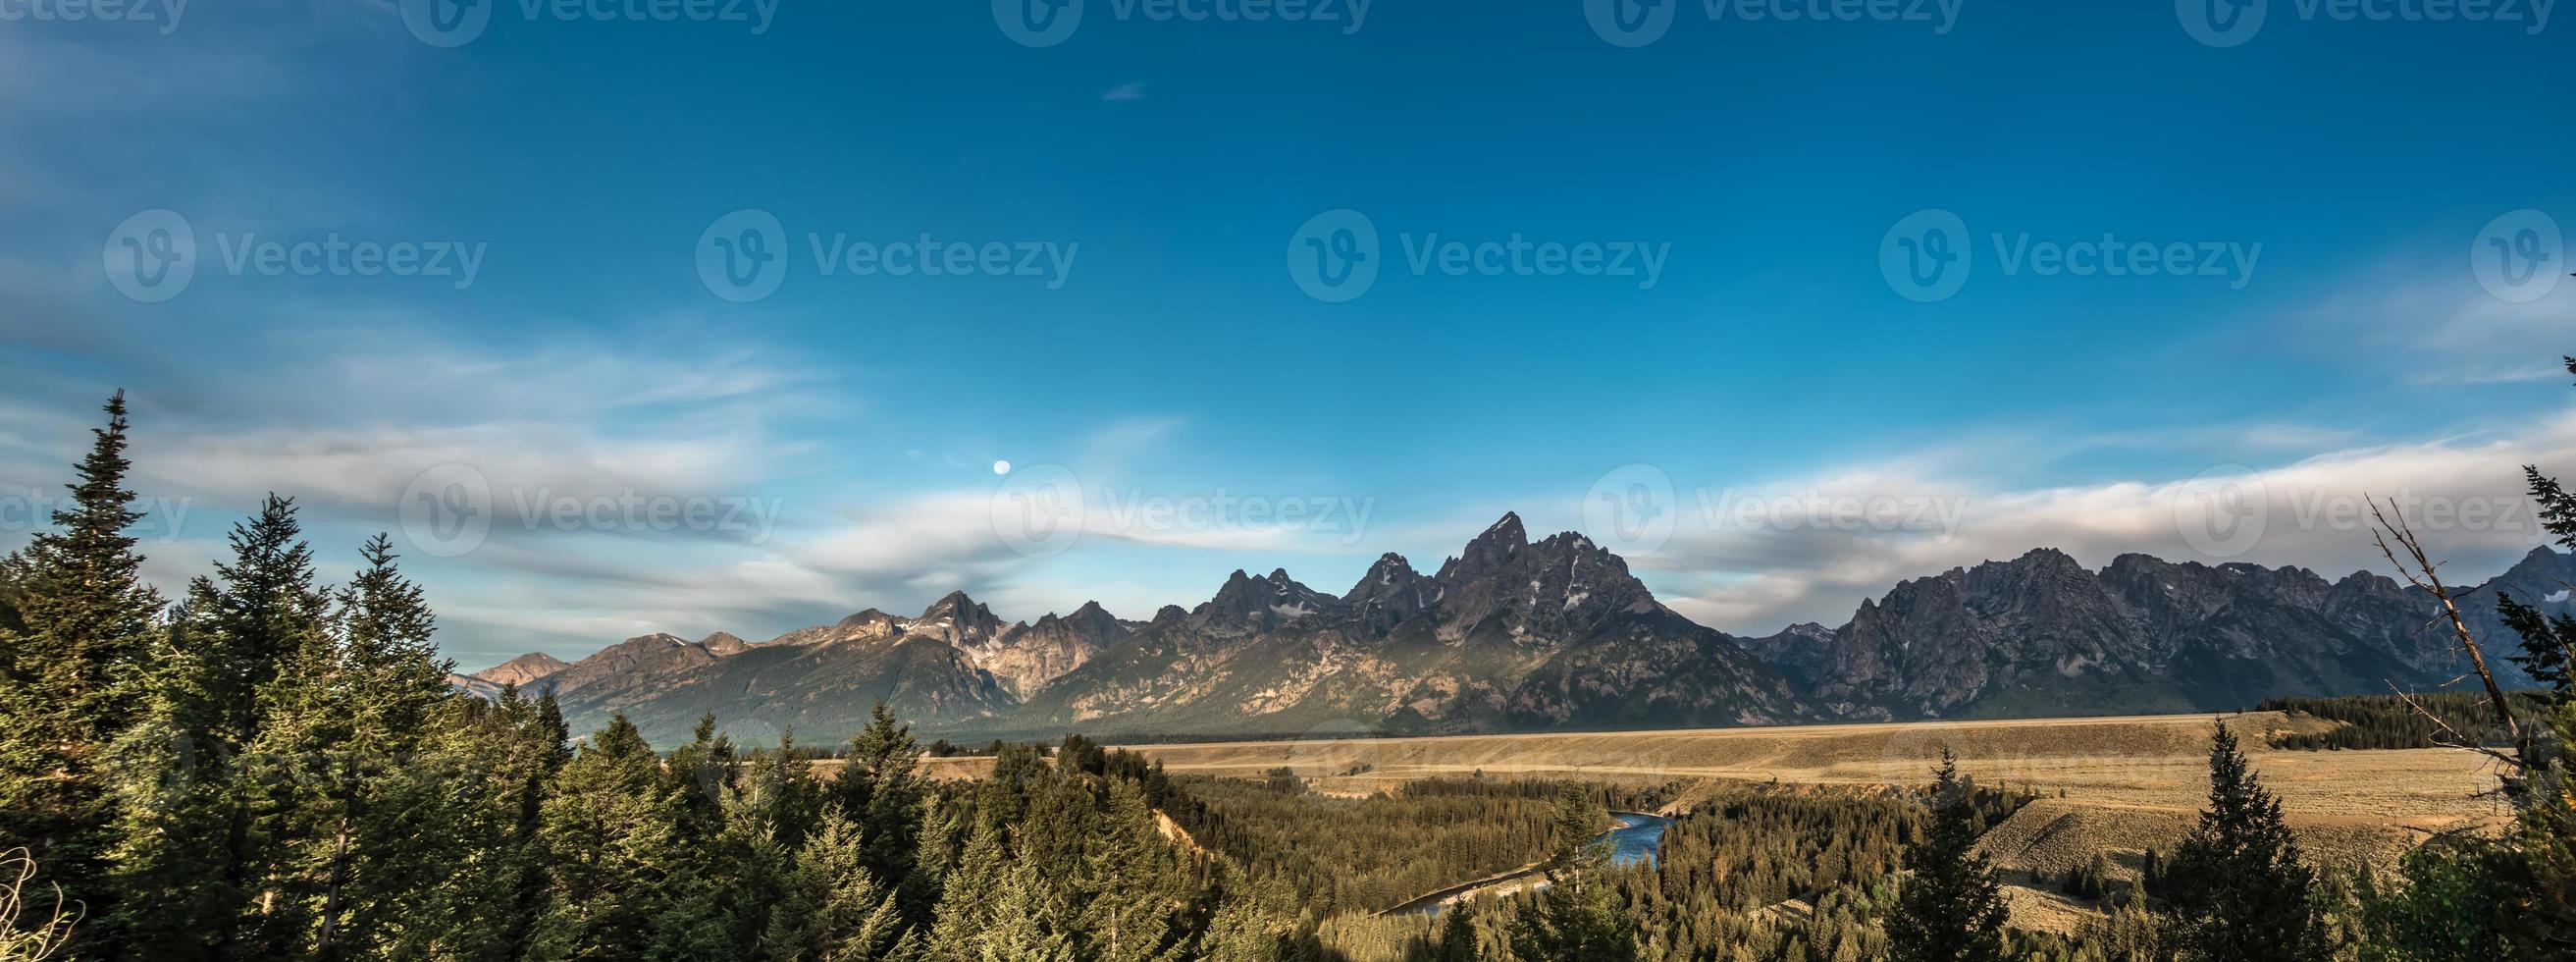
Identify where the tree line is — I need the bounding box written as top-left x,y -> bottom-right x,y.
2258,691 -> 2550,752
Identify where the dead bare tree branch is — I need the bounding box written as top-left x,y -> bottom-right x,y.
2368,495 -> 2527,761
2384,682 -> 2524,770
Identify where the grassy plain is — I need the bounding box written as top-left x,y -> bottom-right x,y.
1117,710 -> 2506,932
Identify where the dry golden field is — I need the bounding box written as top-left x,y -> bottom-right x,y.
1115,712 -> 2506,828
1120,710 -> 2510,931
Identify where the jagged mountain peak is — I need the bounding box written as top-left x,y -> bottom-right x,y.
920,589 -> 994,621
911,591 -> 1009,648
1439,511 -> 1530,581
1200,567 -> 1341,626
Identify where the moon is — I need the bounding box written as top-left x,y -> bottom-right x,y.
992,459 -> 1012,475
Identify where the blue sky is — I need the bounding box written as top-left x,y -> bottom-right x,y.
2,0 -> 2571,668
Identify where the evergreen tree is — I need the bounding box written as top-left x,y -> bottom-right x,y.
761,812 -> 920,961
527,716 -> 688,961
1887,749 -> 2006,962
924,821 -> 1006,962
1504,783 -> 1637,961
105,497 -> 334,959
1432,905 -> 1478,961
0,392 -> 165,934
1073,778 -> 1183,962
2159,723 -> 2328,962
976,863 -> 1075,962
306,538 -> 450,959
836,702 -> 931,926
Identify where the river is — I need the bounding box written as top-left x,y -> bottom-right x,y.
1388,811 -> 1670,916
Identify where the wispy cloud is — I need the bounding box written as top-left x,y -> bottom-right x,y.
1101,82 -> 1145,102
1637,409 -> 2576,635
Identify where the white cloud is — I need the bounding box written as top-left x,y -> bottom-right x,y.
1644,409 -> 2576,635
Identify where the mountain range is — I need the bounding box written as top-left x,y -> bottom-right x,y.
450,512 -> 2576,746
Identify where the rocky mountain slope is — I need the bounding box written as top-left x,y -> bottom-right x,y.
1744,546 -> 2575,720
461,512 -> 2576,745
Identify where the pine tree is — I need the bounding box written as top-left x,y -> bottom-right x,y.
2487,370 -> 2576,958
836,702 -> 931,926
0,392 -> 165,934
924,821 -> 1006,962
295,537 -> 451,959
527,715 -> 689,960
1505,783 -> 1638,961
1887,749 -> 2006,962
762,812 -> 919,961
2159,722 -> 2328,962
1432,905 -> 1478,961
104,497 -> 334,959
977,863 -> 1075,962
1073,777 -> 1182,962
